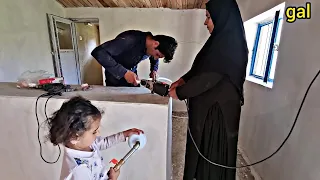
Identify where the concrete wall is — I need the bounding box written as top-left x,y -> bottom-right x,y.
65,8 -> 209,111
75,23 -> 103,85
237,0 -> 320,180
0,93 -> 170,180
0,0 -> 65,82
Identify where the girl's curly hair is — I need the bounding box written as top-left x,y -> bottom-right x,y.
47,96 -> 102,146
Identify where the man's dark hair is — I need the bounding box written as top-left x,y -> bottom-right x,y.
153,35 -> 178,63
46,96 -> 102,146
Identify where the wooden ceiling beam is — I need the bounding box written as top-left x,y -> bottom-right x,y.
87,0 -> 100,7
71,0 -> 81,7
200,0 -> 206,9
97,0 -> 110,7
161,0 -> 169,8
97,0 -> 105,7
57,0 -> 67,7
193,0 -> 198,8
115,0 -> 127,7
186,0 -> 194,9
56,0 -> 207,8
61,0 -> 75,7
78,0 -> 92,7
104,0 -> 118,7
183,0 -> 187,9
148,0 -> 157,8
95,0 -> 107,7
156,0 -> 162,7
136,0 -> 147,7
201,0 -> 205,8
75,0 -> 86,6
70,0 -> 84,7
135,1 -> 141,8
142,0 -> 152,8
192,0 -> 198,8
179,0 -> 182,9
128,0 -> 136,7
168,0 -> 177,9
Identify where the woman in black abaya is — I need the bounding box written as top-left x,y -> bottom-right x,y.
168,0 -> 248,179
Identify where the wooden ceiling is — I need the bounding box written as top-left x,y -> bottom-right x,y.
56,0 -> 207,9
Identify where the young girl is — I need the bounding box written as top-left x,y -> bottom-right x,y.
47,96 -> 144,180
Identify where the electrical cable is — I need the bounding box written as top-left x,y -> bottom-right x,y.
178,69 -> 320,169
35,93 -> 61,164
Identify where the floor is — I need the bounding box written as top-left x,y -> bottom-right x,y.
172,112 -> 255,180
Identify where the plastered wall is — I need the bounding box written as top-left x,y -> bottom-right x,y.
66,8 -> 209,111
66,8 -> 208,82
237,0 -> 320,179
0,6 -> 208,111
0,95 -> 170,180
0,0 -> 65,82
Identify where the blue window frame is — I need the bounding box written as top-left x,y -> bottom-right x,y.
249,10 -> 282,83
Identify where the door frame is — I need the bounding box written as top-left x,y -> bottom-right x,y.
47,14 -> 81,84
66,18 -> 102,84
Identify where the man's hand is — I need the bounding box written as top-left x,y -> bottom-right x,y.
169,78 -> 185,91
108,167 -> 120,180
123,128 -> 144,138
168,88 -> 179,100
149,71 -> 157,81
124,71 -> 139,86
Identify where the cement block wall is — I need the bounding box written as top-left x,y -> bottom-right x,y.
0,0 -> 65,82
237,0 -> 320,179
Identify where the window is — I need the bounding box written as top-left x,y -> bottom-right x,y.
244,2 -> 285,88
250,16 -> 282,83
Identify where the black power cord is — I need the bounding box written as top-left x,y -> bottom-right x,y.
183,69 -> 320,169
35,92 -> 62,164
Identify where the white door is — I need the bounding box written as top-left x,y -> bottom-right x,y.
47,14 -> 81,85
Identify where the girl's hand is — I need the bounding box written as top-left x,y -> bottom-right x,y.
108,167 -> 120,180
123,128 -> 144,138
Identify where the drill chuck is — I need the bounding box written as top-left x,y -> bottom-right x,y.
140,79 -> 170,96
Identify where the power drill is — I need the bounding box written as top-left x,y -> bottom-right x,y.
139,79 -> 170,96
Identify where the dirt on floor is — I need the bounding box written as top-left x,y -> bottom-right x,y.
172,111 -> 255,180
236,150 -> 255,180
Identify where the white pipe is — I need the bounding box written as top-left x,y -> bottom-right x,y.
157,77 -> 173,84
137,77 -> 173,85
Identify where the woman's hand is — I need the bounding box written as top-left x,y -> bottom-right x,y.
108,167 -> 120,180
169,78 -> 185,91
169,78 -> 184,100
123,128 -> 144,138
168,88 -> 179,100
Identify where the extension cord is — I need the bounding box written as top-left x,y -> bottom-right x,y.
36,93 -> 62,164
174,70 -> 320,169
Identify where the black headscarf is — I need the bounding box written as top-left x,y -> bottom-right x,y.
194,0 -> 249,99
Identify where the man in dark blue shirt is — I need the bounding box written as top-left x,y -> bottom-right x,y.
91,30 -> 178,87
